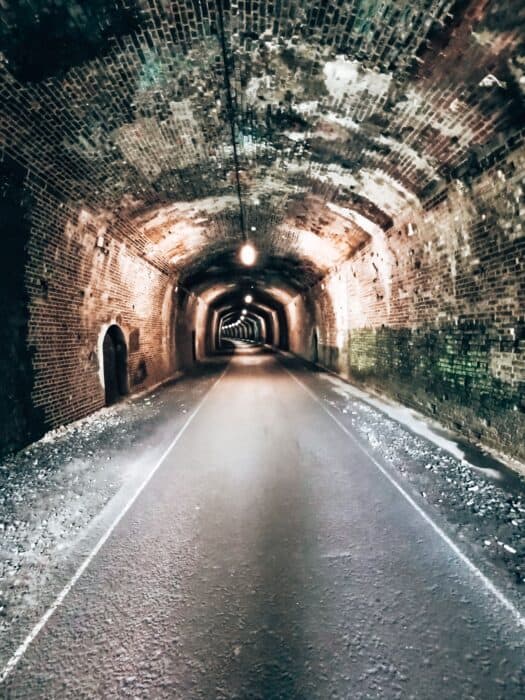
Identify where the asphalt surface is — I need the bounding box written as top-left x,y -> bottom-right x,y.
2,345 -> 524,699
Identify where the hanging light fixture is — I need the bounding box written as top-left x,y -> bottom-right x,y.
244,293 -> 253,303
239,242 -> 257,266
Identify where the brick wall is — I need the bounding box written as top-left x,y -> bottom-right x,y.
0,155 -> 45,454
0,167 -> 193,457
289,142 -> 525,461
26,185 -> 182,436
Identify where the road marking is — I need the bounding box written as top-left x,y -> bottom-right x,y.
283,364 -> 525,630
0,363 -> 230,683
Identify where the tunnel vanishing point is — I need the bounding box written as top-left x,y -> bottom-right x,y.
1,0 -> 525,697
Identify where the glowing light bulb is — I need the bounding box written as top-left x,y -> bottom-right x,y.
242,309 -> 247,315
244,294 -> 253,304
239,242 -> 257,266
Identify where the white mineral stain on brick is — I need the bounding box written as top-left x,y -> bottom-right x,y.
375,136 -> 436,178
282,226 -> 342,270
245,76 -> 263,104
490,351 -> 519,386
327,203 -> 393,314
294,100 -> 319,116
137,197 -> 239,232
323,114 -> 361,132
323,57 -> 392,103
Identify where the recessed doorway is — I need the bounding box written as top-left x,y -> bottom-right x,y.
102,325 -> 129,405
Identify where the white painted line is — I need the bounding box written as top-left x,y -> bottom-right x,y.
0,363 -> 230,684
283,364 -> 525,630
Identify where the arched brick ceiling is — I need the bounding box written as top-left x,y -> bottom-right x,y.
191,278 -> 296,309
1,0 -> 523,288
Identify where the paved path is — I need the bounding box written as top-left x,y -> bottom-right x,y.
3,347 -> 524,698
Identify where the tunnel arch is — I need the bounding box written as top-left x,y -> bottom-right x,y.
207,290 -> 287,353
218,308 -> 266,345
0,0 -> 523,465
220,309 -> 265,344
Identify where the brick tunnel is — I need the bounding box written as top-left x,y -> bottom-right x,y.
1,1 -> 525,697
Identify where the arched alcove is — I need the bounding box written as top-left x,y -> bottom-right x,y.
102,325 -> 129,406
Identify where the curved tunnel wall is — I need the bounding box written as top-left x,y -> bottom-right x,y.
0,0 -> 523,464
288,145 -> 525,461
206,295 -> 285,354
217,308 -> 272,348
0,155 -> 44,452
0,174 -> 186,456
220,311 -> 265,343
2,148 -> 524,461
1,141 -> 524,463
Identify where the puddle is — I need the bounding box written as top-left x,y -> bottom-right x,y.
453,437 -> 525,495
320,372 -> 525,492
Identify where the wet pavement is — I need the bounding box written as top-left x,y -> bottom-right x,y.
0,362 -> 227,670
1,346 -> 524,698
300,367 -> 525,594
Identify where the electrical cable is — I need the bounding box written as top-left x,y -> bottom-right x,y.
216,0 -> 247,243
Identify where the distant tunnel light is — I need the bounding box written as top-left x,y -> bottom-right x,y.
244,294 -> 253,304
239,242 -> 257,266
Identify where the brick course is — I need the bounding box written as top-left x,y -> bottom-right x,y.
26,187 -> 179,438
